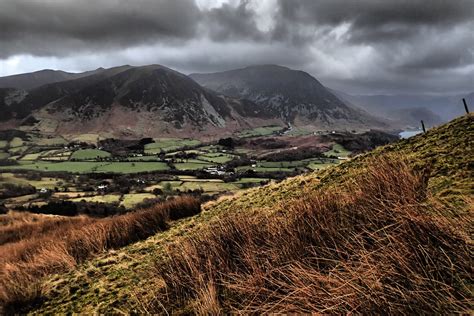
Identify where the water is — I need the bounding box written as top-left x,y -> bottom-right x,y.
399,130 -> 423,139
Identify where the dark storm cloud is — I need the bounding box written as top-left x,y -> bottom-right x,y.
0,0 -> 201,58
0,0 -> 473,94
204,0 -> 264,41
275,0 -> 474,43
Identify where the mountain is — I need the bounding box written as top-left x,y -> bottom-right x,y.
334,91 -> 469,128
0,65 -> 279,138
0,68 -> 104,90
190,65 -> 387,129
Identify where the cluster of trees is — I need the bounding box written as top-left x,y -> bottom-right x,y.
248,138 -> 289,149
0,183 -> 36,199
262,147 -> 324,162
23,200 -> 127,217
321,131 -> 399,153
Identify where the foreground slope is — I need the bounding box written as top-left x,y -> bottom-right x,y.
19,114 -> 474,313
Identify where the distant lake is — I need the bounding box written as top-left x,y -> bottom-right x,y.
399,130 -> 423,139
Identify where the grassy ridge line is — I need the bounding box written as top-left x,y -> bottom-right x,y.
0,197 -> 201,313
318,114 -> 473,208
27,114 -> 474,313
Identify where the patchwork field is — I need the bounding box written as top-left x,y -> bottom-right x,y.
70,149 -> 111,160
0,128 -> 361,215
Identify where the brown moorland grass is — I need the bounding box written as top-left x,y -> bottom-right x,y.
0,211 -> 50,227
0,216 -> 94,246
153,157 -> 473,314
0,196 -> 201,312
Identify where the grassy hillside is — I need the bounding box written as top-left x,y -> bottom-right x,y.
2,114 -> 472,313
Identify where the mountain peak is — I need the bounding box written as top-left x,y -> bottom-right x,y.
191,65 -> 383,128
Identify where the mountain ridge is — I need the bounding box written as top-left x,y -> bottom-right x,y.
1,64 -> 388,138
190,64 -> 386,129
0,65 -> 284,138
0,68 -> 105,90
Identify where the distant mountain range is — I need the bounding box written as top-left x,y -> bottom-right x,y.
0,64 -> 385,138
2,63 -> 467,138
333,91 -> 471,128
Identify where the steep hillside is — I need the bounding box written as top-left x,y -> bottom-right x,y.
0,65 -> 279,138
191,65 -> 387,129
17,114 -> 472,314
0,88 -> 28,121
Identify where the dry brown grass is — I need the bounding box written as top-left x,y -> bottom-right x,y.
0,215 -> 94,246
0,211 -> 52,227
0,196 -> 201,312
153,157 -> 473,314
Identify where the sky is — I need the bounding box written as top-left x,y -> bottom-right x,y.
0,0 -> 473,95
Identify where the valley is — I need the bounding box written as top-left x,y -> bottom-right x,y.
1,124 -> 393,215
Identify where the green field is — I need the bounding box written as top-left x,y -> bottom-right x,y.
173,162 -> 214,170
145,138 -> 201,154
324,144 -> 351,158
20,153 -> 42,161
94,162 -> 169,173
179,181 -> 240,193
238,126 -> 284,138
197,153 -> 235,164
40,149 -> 72,160
71,149 -> 111,160
121,193 -> 156,208
234,177 -> 270,184
258,160 -> 308,168
8,145 -> 29,155
69,133 -> 101,144
0,161 -> 169,173
71,194 -> 121,204
127,155 -> 161,161
285,127 -> 313,136
34,136 -> 67,146
0,173 -> 64,189
236,165 -> 296,172
9,137 -> 24,148
235,159 -> 327,172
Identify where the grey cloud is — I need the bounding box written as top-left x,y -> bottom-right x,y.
0,0 -> 201,58
204,0 -> 264,41
275,0 -> 474,42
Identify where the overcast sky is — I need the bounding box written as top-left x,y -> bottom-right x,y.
0,0 -> 473,95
